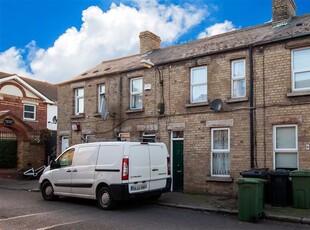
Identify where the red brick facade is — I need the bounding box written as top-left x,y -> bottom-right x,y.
0,75 -> 56,176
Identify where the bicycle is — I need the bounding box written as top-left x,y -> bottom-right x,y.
23,165 -> 46,179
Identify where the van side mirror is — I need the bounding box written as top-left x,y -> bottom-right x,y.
50,160 -> 58,169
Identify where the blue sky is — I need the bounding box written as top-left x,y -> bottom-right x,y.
0,0 -> 309,83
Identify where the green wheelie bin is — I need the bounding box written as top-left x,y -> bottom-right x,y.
236,178 -> 267,222
290,170 -> 310,209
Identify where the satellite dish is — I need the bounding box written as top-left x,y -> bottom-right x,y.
210,99 -> 223,112
100,96 -> 109,120
52,116 -> 57,124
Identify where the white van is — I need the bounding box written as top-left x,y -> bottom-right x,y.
39,142 -> 171,210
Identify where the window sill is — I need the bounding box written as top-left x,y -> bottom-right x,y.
226,97 -> 248,103
206,176 -> 234,183
125,108 -> 144,114
71,114 -> 85,119
287,91 -> 310,97
23,119 -> 38,123
185,102 -> 209,108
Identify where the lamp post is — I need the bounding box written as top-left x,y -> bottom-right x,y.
141,59 -> 165,115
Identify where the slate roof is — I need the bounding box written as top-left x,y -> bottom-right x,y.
41,14 -> 310,85
0,72 -> 58,101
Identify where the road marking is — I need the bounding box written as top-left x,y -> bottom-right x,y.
36,219 -> 89,230
0,210 -> 67,222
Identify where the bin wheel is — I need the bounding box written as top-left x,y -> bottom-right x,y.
251,216 -> 258,223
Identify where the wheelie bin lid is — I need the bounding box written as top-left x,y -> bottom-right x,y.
269,169 -> 290,176
236,178 -> 267,184
289,170 -> 310,177
239,169 -> 268,178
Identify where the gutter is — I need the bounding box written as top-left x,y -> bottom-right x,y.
249,45 -> 255,168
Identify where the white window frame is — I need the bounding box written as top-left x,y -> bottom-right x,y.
190,66 -> 208,103
211,128 -> 230,177
130,78 -> 143,110
231,59 -> 246,98
23,104 -> 36,121
98,84 -> 106,112
61,136 -> 70,153
292,47 -> 310,91
75,88 -> 84,115
273,125 -> 298,170
142,132 -> 156,142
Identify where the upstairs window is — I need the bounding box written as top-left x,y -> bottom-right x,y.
231,59 -> 246,98
75,88 -> 84,115
24,104 -> 36,120
98,84 -> 106,112
190,66 -> 207,103
292,48 -> 310,91
130,78 -> 143,110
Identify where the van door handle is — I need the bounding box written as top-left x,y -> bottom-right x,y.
152,168 -> 159,171
67,169 -> 71,173
72,169 -> 77,172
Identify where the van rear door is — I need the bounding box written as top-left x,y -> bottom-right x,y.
128,143 -> 150,193
149,143 -> 169,190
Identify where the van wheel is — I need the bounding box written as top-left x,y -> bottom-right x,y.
41,181 -> 58,201
97,187 -> 114,210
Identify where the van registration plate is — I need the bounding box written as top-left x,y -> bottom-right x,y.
131,184 -> 147,191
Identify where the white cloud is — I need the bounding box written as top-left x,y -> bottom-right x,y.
0,47 -> 32,77
197,20 -> 236,39
0,0 -> 206,83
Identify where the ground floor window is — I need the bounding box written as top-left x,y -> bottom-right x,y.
141,132 -> 156,142
273,125 -> 298,170
118,132 -> 131,141
84,135 -> 96,143
211,128 -> 230,176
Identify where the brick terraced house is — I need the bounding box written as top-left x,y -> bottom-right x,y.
58,0 -> 310,194
0,72 -> 57,177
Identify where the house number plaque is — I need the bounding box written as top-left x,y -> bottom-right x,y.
3,117 -> 15,126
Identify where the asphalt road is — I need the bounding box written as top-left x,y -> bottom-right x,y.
0,188 -> 309,230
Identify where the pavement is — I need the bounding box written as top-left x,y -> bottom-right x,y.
0,177 -> 310,225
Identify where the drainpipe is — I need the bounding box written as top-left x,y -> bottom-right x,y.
249,45 -> 255,168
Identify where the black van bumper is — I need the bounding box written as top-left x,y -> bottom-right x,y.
110,178 -> 172,201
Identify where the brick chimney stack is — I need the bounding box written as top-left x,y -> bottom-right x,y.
272,0 -> 297,24
139,31 -> 161,54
